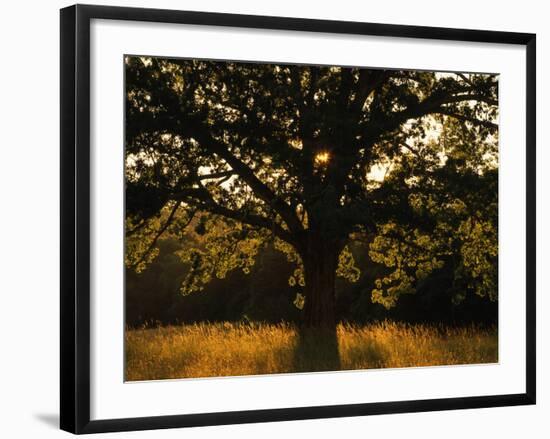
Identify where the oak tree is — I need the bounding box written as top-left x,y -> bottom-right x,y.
125,57 -> 498,330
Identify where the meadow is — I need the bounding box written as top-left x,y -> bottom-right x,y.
125,321 -> 498,381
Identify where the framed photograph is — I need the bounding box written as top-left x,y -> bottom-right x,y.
60,4 -> 536,434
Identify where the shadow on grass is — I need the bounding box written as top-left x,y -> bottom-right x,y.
293,327 -> 341,373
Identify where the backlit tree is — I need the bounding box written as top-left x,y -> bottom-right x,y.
125,57 -> 498,330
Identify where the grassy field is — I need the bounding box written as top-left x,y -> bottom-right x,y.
125,321 -> 498,381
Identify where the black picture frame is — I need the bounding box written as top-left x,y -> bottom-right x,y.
60,4 -> 536,434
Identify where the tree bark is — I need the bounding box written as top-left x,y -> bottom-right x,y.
302,236 -> 340,330
297,235 -> 342,369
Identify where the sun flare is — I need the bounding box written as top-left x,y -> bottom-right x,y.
315,151 -> 330,165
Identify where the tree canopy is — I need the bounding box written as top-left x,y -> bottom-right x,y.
125,56 -> 498,328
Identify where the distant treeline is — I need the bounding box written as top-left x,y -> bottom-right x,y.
126,237 -> 497,328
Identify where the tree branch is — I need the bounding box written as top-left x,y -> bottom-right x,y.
170,185 -> 297,246
352,69 -> 390,113
405,93 -> 498,119
457,73 -> 474,87
130,202 -> 188,269
185,123 -> 304,234
197,170 -> 237,180
204,201 -> 296,245
362,90 -> 498,146
126,218 -> 147,237
436,109 -> 498,129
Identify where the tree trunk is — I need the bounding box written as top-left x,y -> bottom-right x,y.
297,236 -> 341,370
302,237 -> 340,330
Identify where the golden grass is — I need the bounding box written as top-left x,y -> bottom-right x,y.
125,321 -> 497,381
